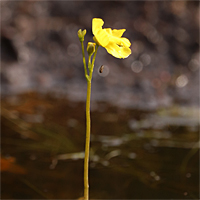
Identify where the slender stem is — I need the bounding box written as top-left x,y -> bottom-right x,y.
89,45 -> 99,77
83,45 -> 98,200
81,41 -> 89,81
84,78 -> 91,200
80,39 -> 90,200
88,55 -> 92,70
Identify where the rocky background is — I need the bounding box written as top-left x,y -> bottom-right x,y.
1,1 -> 199,109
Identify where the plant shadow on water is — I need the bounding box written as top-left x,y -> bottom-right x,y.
1,92 -> 199,199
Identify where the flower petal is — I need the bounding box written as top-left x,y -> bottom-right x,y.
105,28 -> 112,35
111,29 -> 126,37
108,36 -> 131,48
95,29 -> 110,47
105,42 -> 121,58
92,18 -> 132,59
120,46 -> 132,58
118,37 -> 131,47
92,18 -> 104,35
105,42 -> 131,58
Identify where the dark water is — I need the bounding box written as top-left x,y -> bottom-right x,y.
1,92 -> 199,199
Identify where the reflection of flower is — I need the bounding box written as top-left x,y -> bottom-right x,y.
92,18 -> 131,59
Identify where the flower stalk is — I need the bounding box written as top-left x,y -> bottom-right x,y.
78,29 -> 98,200
84,44 -> 98,200
77,18 -> 131,200
84,78 -> 91,200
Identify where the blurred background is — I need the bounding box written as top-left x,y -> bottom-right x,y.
1,1 -> 199,199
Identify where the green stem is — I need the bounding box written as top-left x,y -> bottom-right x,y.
84,45 -> 98,200
81,41 -> 89,81
88,55 -> 92,70
84,78 -> 91,200
89,45 -> 99,77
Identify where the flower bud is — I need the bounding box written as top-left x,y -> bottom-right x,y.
78,29 -> 87,42
82,29 -> 86,37
87,42 -> 96,56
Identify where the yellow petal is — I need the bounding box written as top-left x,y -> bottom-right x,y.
92,18 -> 132,58
105,28 -> 112,35
104,42 -> 122,58
120,46 -> 132,58
105,42 -> 131,59
92,18 -> 104,35
111,36 -> 131,48
119,37 -> 131,47
95,29 -> 110,47
111,29 -> 126,37
105,29 -> 129,47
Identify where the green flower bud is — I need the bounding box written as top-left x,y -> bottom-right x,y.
87,42 -> 96,56
82,29 -> 86,37
78,29 -> 87,42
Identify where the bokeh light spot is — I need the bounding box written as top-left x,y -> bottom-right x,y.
176,74 -> 188,88
131,61 -> 143,73
139,53 -> 151,66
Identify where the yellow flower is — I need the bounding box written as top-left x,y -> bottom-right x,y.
92,18 -> 131,59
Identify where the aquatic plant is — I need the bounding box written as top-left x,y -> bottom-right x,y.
78,18 -> 131,200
